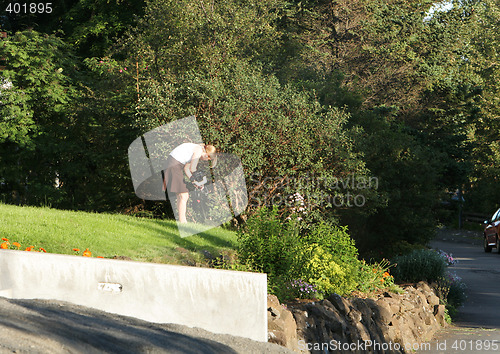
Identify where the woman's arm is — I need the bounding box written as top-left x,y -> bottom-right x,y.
189,145 -> 203,172
184,162 -> 204,189
184,162 -> 193,179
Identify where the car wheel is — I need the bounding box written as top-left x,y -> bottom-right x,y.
485,237 -> 492,252
496,236 -> 500,254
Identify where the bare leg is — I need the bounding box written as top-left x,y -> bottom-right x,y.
177,192 -> 189,223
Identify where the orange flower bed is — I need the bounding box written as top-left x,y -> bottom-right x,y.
0,238 -> 102,258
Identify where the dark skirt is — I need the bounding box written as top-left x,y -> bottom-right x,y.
163,155 -> 189,193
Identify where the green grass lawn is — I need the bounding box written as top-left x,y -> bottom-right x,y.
0,203 -> 239,265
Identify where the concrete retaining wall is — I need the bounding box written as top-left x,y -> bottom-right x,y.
0,250 -> 267,342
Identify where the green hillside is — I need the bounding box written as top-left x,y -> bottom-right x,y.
0,203 -> 238,265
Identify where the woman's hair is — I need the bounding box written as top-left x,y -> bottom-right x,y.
205,144 -> 217,168
205,145 -> 216,154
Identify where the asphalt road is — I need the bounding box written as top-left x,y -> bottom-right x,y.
419,228 -> 500,354
0,296 -> 293,354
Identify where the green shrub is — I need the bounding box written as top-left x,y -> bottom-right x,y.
238,207 -> 363,299
237,207 -> 302,290
447,273 -> 467,310
391,249 -> 447,283
433,271 -> 467,318
304,222 -> 359,265
300,244 -> 350,296
302,222 -> 361,293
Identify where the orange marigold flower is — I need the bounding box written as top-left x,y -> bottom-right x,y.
82,248 -> 92,257
2,238 -> 8,241
383,272 -> 390,278
0,242 -> 9,249
380,278 -> 384,283
73,248 -> 80,252
97,256 -> 104,258
39,248 -> 47,253
25,246 -> 33,251
12,242 -> 21,248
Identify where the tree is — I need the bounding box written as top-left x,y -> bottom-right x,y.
0,0 -> 146,58
116,0 -> 379,220
0,30 -> 139,210
0,30 -> 78,204
460,0 -> 500,213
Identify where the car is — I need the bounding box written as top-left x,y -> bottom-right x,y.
484,208 -> 500,253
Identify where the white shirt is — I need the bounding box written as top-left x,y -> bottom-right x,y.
169,143 -> 201,165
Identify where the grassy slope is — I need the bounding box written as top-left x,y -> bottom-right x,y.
0,203 -> 238,265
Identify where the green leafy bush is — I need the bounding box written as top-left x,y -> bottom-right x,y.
300,244 -> 348,296
238,207 -> 366,299
391,249 -> 447,283
237,207 -> 303,295
433,271 -> 467,318
447,281 -> 467,317
301,222 -> 361,294
238,207 -> 405,300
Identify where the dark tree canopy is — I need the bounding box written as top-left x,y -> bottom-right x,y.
0,0 -> 499,257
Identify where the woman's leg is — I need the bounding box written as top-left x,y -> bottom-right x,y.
162,171 -> 167,192
177,192 -> 189,223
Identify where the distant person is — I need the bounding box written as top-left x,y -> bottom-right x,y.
162,143 -> 216,223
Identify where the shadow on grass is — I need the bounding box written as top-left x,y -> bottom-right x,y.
121,218 -> 238,256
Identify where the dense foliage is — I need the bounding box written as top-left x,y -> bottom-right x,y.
391,249 -> 447,283
1,0 -> 499,257
234,207 -> 390,299
236,207 -> 395,300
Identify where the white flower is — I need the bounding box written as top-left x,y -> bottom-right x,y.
0,78 -> 12,90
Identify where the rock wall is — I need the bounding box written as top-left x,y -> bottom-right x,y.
268,281 -> 446,353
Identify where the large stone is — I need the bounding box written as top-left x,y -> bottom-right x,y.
325,307 -> 349,335
396,315 -> 418,346
411,311 -> 426,337
434,304 -> 447,327
354,321 -> 372,343
374,298 -> 394,324
327,293 -> 351,316
321,299 -> 338,315
348,306 -> 363,324
292,308 -> 312,346
281,310 -> 299,351
267,295 -> 282,319
427,294 -> 440,307
416,292 -> 428,308
305,301 -> 350,338
400,299 -> 416,312
382,297 -> 401,314
417,281 -> 433,294
268,330 -> 287,347
306,301 -> 334,320
291,309 -> 308,330
267,295 -> 299,352
351,298 -> 375,323
422,308 -> 436,326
